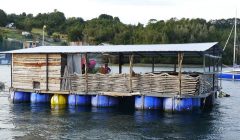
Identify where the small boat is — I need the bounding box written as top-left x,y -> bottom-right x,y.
218,11 -> 240,80
218,68 -> 240,80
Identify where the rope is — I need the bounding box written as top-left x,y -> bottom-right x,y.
222,64 -> 234,68
223,24 -> 234,51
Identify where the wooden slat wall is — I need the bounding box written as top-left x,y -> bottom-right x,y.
12,54 -> 62,91
70,73 -> 200,96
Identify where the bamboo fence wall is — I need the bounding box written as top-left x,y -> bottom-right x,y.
67,73 -> 212,96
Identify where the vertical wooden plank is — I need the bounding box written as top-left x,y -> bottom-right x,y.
119,53 -> 122,74
11,53 -> 13,88
46,53 -> 49,91
203,54 -> 206,73
129,54 -> 134,92
152,56 -> 155,73
174,55 -> 177,72
178,53 -> 184,96
85,53 -> 88,93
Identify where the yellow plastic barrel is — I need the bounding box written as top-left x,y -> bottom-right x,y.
51,94 -> 67,105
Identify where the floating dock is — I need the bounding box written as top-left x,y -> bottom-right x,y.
3,42 -> 222,112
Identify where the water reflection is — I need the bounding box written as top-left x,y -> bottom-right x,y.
6,100 -> 223,139
51,104 -> 68,116
68,105 -> 92,114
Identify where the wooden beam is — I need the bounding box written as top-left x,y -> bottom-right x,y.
178,52 -> 184,96
46,53 -> 49,91
11,53 -> 13,88
152,56 -> 155,73
84,53 -> 88,93
119,53 -> 123,74
129,54 -> 134,92
174,56 -> 177,72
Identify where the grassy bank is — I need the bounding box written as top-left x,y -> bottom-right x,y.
0,27 -> 23,40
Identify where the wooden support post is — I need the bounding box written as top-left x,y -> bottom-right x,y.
208,57 -> 210,72
119,53 -> 123,74
129,54 -> 134,92
203,54 -> 206,73
152,56 -> 155,73
72,54 -> 75,72
11,54 -> 13,88
46,53 -> 49,91
85,53 -> 88,93
178,53 -> 184,96
174,55 -> 177,72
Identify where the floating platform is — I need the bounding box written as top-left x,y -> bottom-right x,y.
9,91 -> 215,112
4,42 -> 221,112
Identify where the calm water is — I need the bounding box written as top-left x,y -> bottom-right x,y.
0,65 -> 240,140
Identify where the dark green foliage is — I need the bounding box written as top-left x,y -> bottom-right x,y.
0,9 -> 239,64
83,14 -> 122,44
0,33 -> 3,42
0,9 -> 7,26
46,11 -> 66,35
68,24 -> 84,41
66,17 -> 85,41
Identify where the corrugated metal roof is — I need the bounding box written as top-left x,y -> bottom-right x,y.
3,42 -> 218,54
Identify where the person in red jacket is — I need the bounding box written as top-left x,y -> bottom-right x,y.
99,63 -> 111,74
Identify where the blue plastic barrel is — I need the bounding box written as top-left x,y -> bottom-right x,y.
108,96 -> 119,107
30,93 -> 50,103
68,95 -> 91,106
135,96 -> 162,109
97,95 -> 109,107
68,95 -> 76,105
13,91 -> 30,103
144,96 -> 162,109
76,95 -> 91,106
91,95 -> 98,107
91,95 -> 119,107
135,96 -> 143,109
163,97 -> 201,112
163,97 -> 173,112
192,98 -> 201,109
174,98 -> 193,112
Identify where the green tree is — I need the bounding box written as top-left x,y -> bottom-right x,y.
46,11 -> 66,35
0,33 -> 3,42
68,24 -> 84,41
0,9 -> 7,26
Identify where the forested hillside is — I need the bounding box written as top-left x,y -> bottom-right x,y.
0,9 -> 239,64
